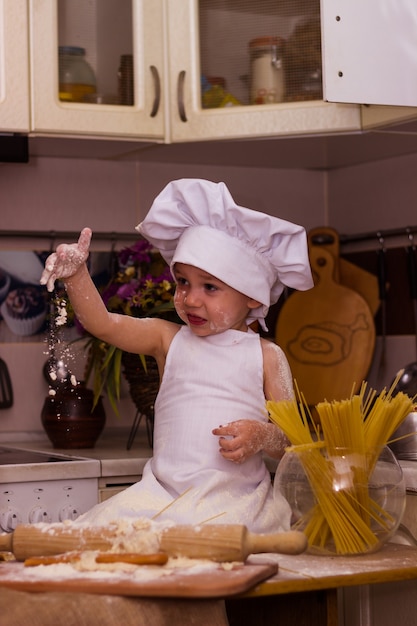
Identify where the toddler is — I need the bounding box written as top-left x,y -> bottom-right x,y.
41,179 -> 313,532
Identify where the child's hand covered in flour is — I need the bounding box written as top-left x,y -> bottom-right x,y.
213,420 -> 286,464
40,227 -> 92,292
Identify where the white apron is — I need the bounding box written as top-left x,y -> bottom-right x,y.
78,326 -> 291,533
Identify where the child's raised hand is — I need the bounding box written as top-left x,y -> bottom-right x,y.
212,420 -> 274,464
40,227 -> 92,292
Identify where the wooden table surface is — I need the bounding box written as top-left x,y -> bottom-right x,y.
225,543 -> 417,626
1,543 -> 416,626
244,543 -> 417,597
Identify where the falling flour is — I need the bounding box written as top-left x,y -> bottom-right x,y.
55,299 -> 68,327
45,297 -> 79,387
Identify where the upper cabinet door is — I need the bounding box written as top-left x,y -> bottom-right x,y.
167,0 -> 363,143
321,0 -> 417,107
29,0 -> 165,139
0,0 -> 30,132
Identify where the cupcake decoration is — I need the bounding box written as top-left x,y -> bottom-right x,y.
0,286 -> 47,336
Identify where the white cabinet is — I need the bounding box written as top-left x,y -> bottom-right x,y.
0,0 -> 30,133
321,0 -> 417,132
0,0 -> 416,144
29,0 -> 165,139
166,0 -> 417,143
167,0 -> 361,142
321,0 -> 417,108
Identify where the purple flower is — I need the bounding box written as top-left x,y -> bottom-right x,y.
118,239 -> 152,266
117,281 -> 140,300
73,242 -> 176,329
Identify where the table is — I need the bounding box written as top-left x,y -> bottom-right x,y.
226,543 -> 417,626
1,543 -> 417,626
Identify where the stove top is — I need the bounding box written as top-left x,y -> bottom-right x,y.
0,446 -> 82,465
0,446 -> 101,483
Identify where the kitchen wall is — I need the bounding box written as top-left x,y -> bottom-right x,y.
328,152 -> 417,234
0,148 -> 416,441
327,151 -> 417,392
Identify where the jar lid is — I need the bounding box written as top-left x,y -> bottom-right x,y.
249,36 -> 284,50
59,46 -> 86,56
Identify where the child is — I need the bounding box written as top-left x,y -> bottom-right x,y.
41,179 -> 313,533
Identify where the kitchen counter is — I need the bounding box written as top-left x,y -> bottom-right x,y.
3,433 -> 276,479
5,435 -> 417,488
4,431 -> 153,480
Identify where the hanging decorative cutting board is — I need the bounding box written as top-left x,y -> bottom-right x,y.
308,227 -> 380,316
275,245 -> 376,405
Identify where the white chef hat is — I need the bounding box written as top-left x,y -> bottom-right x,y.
136,178 -> 313,330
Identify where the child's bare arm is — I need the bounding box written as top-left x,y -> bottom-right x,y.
40,228 -> 177,359
262,340 -> 294,403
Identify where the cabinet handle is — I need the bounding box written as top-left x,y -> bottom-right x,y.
177,70 -> 187,122
149,66 -> 161,118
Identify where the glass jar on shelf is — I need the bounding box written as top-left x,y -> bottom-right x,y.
58,46 -> 97,103
248,36 -> 285,105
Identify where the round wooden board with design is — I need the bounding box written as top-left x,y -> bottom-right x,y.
275,246 -> 376,405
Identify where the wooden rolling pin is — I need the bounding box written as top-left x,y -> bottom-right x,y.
158,524 -> 307,561
0,524 -> 307,563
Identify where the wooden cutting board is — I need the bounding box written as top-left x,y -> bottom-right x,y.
0,561 -> 277,599
308,227 -> 380,316
275,245 -> 376,405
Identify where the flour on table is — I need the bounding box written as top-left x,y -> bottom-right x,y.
13,518 -> 239,582
14,553 -> 231,583
55,299 -> 68,326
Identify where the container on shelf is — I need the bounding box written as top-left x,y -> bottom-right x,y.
58,46 -> 97,103
248,36 -> 285,105
201,76 -> 240,108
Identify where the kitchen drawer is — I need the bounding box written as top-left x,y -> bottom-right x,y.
98,475 -> 141,503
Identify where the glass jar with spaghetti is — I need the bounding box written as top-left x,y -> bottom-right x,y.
274,444 -> 405,556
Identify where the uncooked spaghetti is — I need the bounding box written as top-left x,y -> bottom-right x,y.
267,376 -> 414,555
